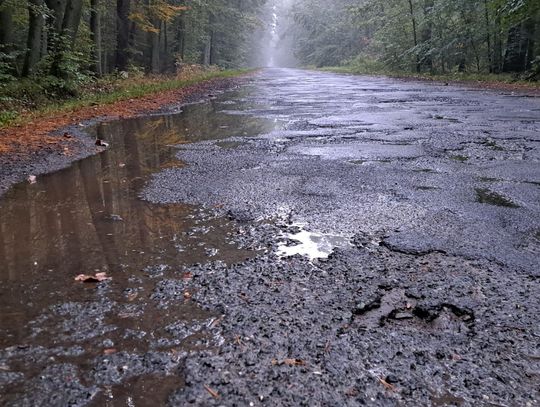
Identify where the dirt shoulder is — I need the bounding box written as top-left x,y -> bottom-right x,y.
318,67 -> 540,96
0,74 -> 247,197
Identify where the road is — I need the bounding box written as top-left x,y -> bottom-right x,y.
1,68 -> 539,405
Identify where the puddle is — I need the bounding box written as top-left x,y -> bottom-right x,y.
291,143 -> 423,160
92,374 -> 184,406
477,176 -> 502,183
0,91 -> 281,399
430,392 -> 465,406
450,155 -> 469,162
475,188 -> 519,208
277,228 -> 351,260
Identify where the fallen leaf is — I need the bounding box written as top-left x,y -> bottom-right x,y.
74,272 -> 111,283
183,291 -> 192,299
284,358 -> 306,366
378,377 -> 396,391
203,385 -> 220,399
182,272 -> 193,281
27,175 -> 37,184
127,292 -> 138,302
103,348 -> 117,355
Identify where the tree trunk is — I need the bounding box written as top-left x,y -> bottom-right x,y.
61,0 -> 83,44
493,9 -> 502,73
44,0 -> 67,34
50,0 -> 83,78
176,14 -> 185,62
90,0 -> 102,75
503,23 -> 527,72
23,0 -> 45,76
524,16 -> 537,69
0,5 -> 13,50
150,18 -> 160,74
115,0 -> 131,71
407,0 -> 420,73
209,29 -> 216,65
420,0 -> 433,72
483,0 -> 492,73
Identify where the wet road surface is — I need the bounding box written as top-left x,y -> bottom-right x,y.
1,69 -> 540,406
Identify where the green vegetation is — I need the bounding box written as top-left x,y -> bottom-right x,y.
0,0 -> 266,125
0,68 -> 250,128
318,65 -> 540,89
288,0 -> 540,81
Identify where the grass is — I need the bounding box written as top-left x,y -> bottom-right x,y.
316,65 -> 540,89
0,68 -> 251,129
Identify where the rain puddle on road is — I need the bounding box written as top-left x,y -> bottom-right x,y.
0,91 -> 281,405
277,225 -> 351,261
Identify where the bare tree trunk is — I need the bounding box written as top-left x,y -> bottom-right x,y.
61,0 -> 83,45
524,15 -> 537,70
0,4 -> 13,49
483,0 -> 492,73
493,9 -> 502,73
150,19 -> 160,73
23,0 -> 45,76
407,0 -> 420,73
420,0 -> 433,72
503,23 -> 527,72
50,0 -> 83,78
90,0 -> 102,75
115,0 -> 131,71
45,0 -> 67,34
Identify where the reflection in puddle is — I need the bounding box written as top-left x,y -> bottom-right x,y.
0,90 -> 282,401
277,229 -> 351,260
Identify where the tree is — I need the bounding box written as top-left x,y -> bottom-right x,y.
23,0 -> 45,76
116,0 -> 131,71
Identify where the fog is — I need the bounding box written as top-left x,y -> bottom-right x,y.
252,0 -> 299,68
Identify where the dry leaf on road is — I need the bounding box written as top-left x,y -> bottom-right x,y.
74,272 -> 111,283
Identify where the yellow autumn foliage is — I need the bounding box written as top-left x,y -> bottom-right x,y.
130,0 -> 188,33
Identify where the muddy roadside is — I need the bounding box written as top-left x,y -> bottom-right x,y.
0,75 -> 248,197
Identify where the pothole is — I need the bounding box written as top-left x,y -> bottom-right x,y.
277,227 -> 351,260
475,188 -> 519,208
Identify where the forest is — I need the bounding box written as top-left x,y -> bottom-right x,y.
0,0 -> 267,122
0,0 -> 538,123
287,0 -> 540,78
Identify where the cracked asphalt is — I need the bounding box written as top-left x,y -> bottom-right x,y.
1,68 -> 539,406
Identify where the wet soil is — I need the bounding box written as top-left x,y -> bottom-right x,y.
1,68 -> 540,406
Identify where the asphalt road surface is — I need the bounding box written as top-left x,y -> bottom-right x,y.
1,69 -> 539,406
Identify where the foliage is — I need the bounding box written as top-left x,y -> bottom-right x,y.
290,0 -> 540,78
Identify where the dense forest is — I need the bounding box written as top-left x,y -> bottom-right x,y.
0,0 -> 538,108
0,1 -> 266,94
286,0 -> 539,78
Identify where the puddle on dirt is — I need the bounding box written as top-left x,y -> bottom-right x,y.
0,91 -> 282,403
475,188 -> 519,208
277,227 -> 351,261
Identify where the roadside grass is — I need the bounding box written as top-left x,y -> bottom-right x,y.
0,68 -> 251,129
316,65 -> 540,90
